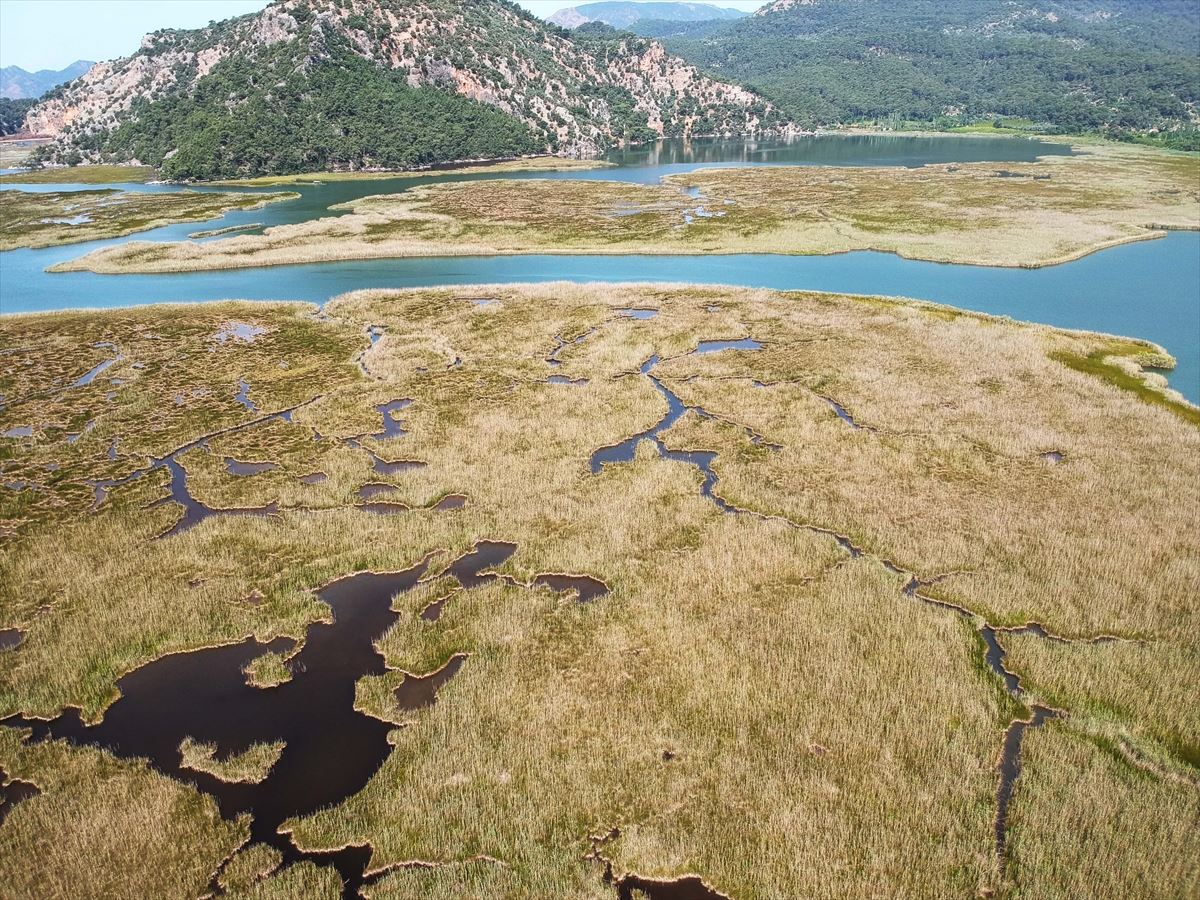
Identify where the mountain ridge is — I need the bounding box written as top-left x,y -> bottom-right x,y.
548,2 -> 745,29
23,0 -> 780,179
657,0 -> 1200,142
0,60 -> 94,100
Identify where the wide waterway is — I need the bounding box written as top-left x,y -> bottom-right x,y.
2,134 -> 1198,401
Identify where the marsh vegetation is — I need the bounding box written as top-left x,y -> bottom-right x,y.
0,189 -> 297,250
0,165 -> 156,185
209,157 -> 614,187
0,284 -> 1196,898
54,142 -> 1200,273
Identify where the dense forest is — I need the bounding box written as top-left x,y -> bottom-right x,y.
25,0 -> 775,180
85,44 -> 541,180
640,0 -> 1200,147
0,99 -> 35,136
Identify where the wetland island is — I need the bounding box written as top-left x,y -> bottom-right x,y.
1,1 -> 1198,899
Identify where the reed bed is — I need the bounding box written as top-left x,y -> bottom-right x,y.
53,142 -> 1200,273
0,283 -> 1195,898
0,189 -> 297,250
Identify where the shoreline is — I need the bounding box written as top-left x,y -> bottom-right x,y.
44,143 -> 1198,275
0,189 -> 299,251
3,281 -> 1191,415
47,223 -> 1188,276
206,155 -> 616,187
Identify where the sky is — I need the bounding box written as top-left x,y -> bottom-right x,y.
0,0 -> 761,72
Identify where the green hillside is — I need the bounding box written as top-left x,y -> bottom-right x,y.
655,0 -> 1200,146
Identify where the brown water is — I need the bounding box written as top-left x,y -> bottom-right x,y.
532,573 -> 609,604
156,454 -> 278,538
86,401 -> 304,530
357,482 -> 401,502
589,344 -> 776,513
234,378 -> 257,413
616,874 -> 730,900
0,542 -> 530,897
0,768 -> 40,826
546,329 -> 597,368
70,343 -> 123,388
821,396 -> 873,431
0,628 -> 25,651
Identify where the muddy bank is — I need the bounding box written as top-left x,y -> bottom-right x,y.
0,769 -> 40,825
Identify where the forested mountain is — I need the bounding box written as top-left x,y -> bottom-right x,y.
0,61 -> 94,100
0,99 -> 35,136
548,2 -> 744,29
657,0 -> 1200,143
24,0 -> 779,180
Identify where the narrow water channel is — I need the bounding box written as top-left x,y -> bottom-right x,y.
2,136 -> 1193,400
0,542 -> 526,897
588,334 -> 1067,878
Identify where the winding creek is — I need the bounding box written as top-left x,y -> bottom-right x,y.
588,335 -> 1127,884
0,547 -> 493,897
1,134 -> 1197,896
2,135 -> 1197,400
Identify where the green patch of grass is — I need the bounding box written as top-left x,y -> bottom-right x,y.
243,650 -> 293,689
1050,345 -> 1199,427
0,165 -> 157,184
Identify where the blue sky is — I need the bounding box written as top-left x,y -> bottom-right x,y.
0,0 -> 760,71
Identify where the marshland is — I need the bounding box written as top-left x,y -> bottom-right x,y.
49,142 -> 1199,274
1,282 -> 1197,898
0,188 -> 298,251
2,0 -> 1199,891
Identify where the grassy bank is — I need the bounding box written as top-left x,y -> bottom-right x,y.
0,284 -> 1196,897
53,141 -> 1199,274
209,157 -> 614,187
0,189 -> 298,250
0,165 -> 157,185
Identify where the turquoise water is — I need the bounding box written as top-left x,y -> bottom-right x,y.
3,135 -> 1197,401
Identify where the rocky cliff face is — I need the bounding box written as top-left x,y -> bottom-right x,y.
27,0 -> 779,162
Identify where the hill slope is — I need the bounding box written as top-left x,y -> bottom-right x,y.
661,0 -> 1200,140
24,0 -> 778,179
548,2 -> 744,29
0,61 -> 94,100
0,99 -> 35,136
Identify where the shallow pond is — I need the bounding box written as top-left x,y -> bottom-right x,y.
0,543 -> 533,895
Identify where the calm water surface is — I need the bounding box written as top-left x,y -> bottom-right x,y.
3,135 -> 1197,401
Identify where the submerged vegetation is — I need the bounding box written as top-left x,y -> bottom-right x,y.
0,284 -> 1196,897
0,188 -> 297,250
57,141 -> 1200,273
